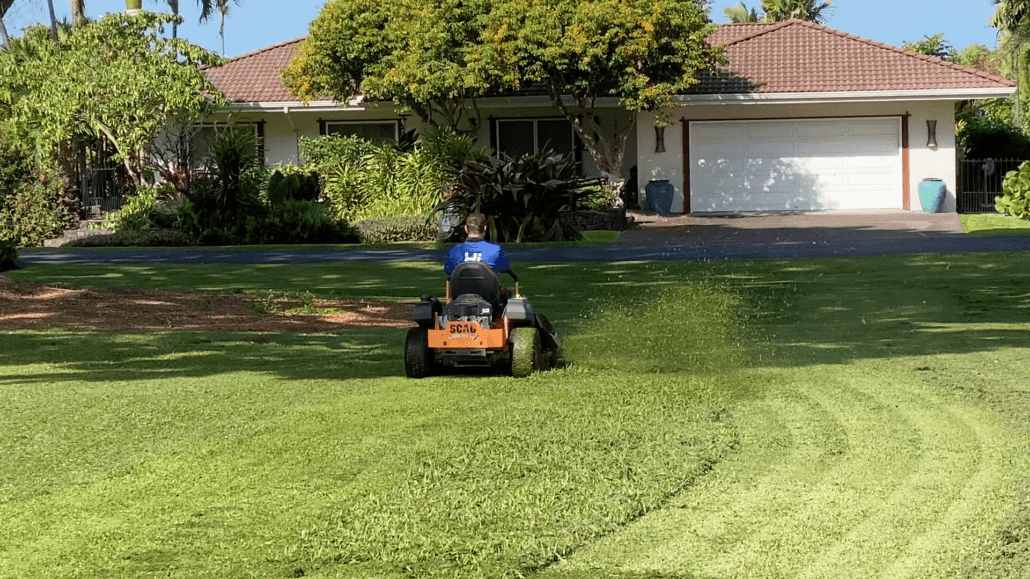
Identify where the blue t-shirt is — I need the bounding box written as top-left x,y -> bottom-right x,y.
444,240 -> 510,275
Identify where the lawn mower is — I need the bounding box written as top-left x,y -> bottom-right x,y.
404,261 -> 561,378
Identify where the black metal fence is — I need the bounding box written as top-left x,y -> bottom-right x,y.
72,139 -> 128,219
956,158 -> 1027,214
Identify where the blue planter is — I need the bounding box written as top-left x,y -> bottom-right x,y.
918,178 -> 947,213
645,180 -> 674,215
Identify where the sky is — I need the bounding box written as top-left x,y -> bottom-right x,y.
0,0 -> 1006,60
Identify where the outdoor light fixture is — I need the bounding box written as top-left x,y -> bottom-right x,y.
926,120 -> 938,148
655,126 -> 666,153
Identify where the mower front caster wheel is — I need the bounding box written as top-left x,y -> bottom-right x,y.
511,327 -> 541,378
404,327 -> 435,378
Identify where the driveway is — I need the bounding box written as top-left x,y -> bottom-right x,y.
17,211 -> 1030,266
618,211 -> 966,245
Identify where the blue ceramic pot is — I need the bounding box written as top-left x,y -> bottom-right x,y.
918,178 -> 946,213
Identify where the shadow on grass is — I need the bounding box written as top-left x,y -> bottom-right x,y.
7,254 -> 1030,377
0,329 -> 406,385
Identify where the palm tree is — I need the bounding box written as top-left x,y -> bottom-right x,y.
46,0 -> 59,42
725,0 -> 833,24
724,2 -> 760,23
165,0 -> 215,39
763,0 -> 833,24
992,0 -> 1030,125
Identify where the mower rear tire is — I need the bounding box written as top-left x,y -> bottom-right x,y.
511,327 -> 541,378
404,327 -> 435,378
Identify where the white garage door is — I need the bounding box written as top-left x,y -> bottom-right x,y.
689,118 -> 902,212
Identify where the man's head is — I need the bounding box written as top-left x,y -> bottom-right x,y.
464,212 -> 487,240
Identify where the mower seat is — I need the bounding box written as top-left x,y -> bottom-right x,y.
449,261 -> 502,307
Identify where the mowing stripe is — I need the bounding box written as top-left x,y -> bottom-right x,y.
543,362 -> 1019,579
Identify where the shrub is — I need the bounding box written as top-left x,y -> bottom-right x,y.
247,199 -> 359,244
997,161 -> 1030,219
0,139 -> 71,247
436,152 -> 594,243
301,129 -> 486,222
355,215 -> 438,244
957,115 -> 1030,159
0,239 -> 20,272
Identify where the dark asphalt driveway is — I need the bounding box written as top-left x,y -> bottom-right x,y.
17,212 -> 1030,266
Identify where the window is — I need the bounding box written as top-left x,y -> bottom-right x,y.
189,122 -> 264,169
495,118 -> 575,159
323,121 -> 400,144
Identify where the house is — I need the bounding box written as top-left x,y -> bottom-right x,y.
201,19 -> 1015,214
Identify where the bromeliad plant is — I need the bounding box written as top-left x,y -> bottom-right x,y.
436,152 -> 596,243
997,160 -> 1030,219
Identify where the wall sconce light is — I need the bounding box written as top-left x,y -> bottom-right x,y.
926,120 -> 938,148
655,126 -> 666,153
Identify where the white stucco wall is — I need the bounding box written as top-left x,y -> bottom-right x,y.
636,100 -> 960,213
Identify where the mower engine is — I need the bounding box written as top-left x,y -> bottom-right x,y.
440,294 -> 494,329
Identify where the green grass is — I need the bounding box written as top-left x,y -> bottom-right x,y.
961,212 -> 1030,236
5,254 -> 1030,577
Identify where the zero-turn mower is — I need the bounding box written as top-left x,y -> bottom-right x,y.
404,261 -> 561,378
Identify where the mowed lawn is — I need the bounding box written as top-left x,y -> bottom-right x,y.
3,254 -> 1030,578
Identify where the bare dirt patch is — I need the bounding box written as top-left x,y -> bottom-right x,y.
0,275 -> 414,334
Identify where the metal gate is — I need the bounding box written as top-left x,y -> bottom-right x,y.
74,138 -> 128,218
956,158 -> 1026,214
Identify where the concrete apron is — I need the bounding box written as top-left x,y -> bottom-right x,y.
618,211 -> 967,245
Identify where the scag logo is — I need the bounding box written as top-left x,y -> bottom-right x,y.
448,322 -> 478,334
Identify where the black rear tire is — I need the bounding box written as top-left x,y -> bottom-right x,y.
404,327 -> 435,378
510,327 -> 541,378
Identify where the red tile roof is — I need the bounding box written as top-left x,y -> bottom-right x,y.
700,19 -> 1014,94
205,20 -> 1014,104
204,37 -> 305,103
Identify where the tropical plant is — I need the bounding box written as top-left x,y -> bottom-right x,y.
724,0 -> 833,24
723,2 -> 760,23
435,152 -> 595,243
992,0 -> 1030,125
997,160 -> 1030,218
903,33 -> 954,59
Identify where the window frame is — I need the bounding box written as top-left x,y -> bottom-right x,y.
189,121 -> 265,168
321,119 -> 402,143
493,117 -> 579,160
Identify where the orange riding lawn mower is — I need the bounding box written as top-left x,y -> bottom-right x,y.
404,262 -> 562,378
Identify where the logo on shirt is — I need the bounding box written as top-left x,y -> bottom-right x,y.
464,252 -> 483,262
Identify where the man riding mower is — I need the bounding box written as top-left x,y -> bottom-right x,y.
404,213 -> 561,378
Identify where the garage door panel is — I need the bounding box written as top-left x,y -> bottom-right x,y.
690,118 -> 902,212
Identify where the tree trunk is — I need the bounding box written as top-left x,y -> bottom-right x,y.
70,0 -> 85,25
0,16 -> 10,50
168,0 -> 179,38
46,0 -> 59,43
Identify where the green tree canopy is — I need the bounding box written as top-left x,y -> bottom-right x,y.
281,0 -> 491,130
0,11 -> 226,184
476,0 -> 721,185
902,33 -> 954,59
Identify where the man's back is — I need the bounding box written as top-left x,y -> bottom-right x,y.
445,239 -> 509,275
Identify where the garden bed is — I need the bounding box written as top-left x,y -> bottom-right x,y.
0,275 -> 413,333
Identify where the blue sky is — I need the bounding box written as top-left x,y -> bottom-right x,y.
1,0 -> 1005,59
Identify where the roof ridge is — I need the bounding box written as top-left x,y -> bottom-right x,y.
723,19 -> 1015,87
223,36 -> 307,64
716,19 -> 797,47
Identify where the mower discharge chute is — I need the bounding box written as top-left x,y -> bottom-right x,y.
404,261 -> 561,378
